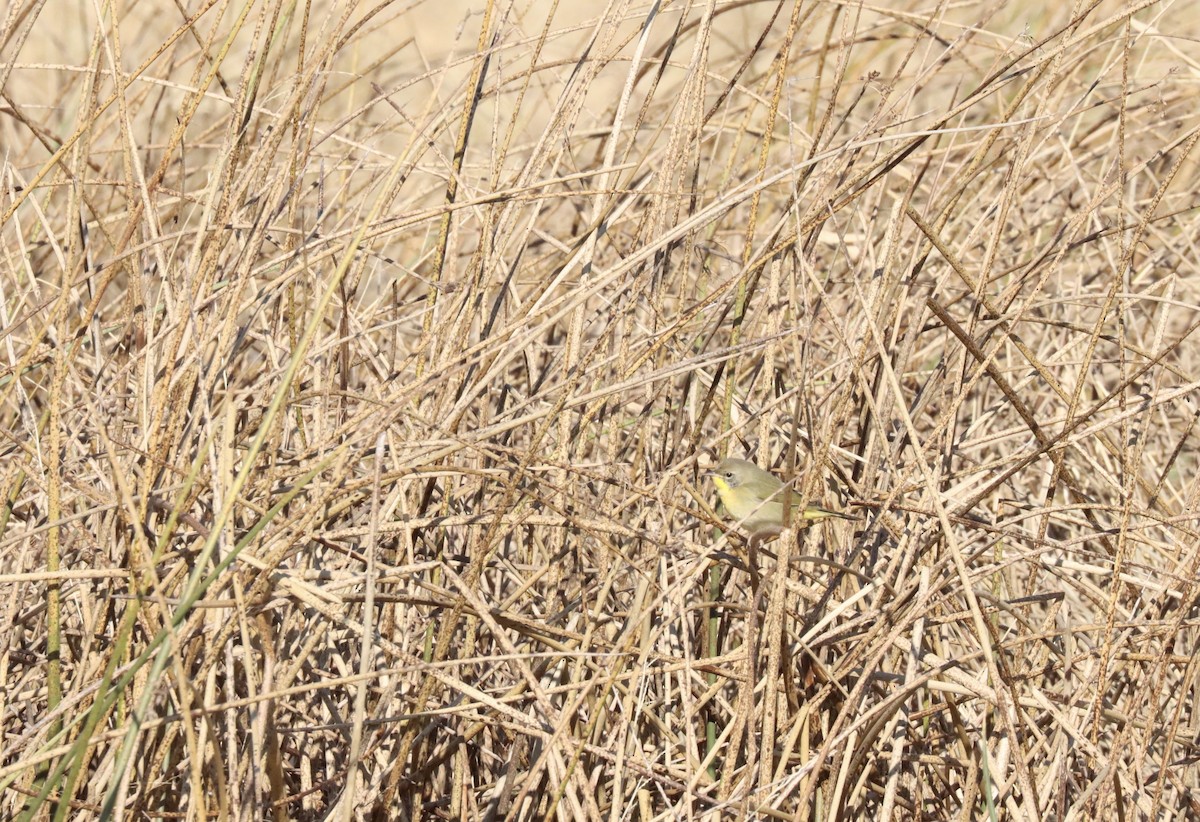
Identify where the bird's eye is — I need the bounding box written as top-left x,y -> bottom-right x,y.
724,471 -> 734,479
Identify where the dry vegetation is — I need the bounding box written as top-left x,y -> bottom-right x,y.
3,0 -> 1200,818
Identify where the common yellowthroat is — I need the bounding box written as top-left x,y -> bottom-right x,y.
707,458 -> 855,536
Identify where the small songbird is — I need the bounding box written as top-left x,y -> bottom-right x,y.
707,458 -> 855,537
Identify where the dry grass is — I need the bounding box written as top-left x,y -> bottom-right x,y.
3,0 -> 1200,818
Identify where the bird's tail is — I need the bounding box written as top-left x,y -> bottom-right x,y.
802,505 -> 857,522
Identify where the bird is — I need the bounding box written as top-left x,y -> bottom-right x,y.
706,457 -> 855,537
